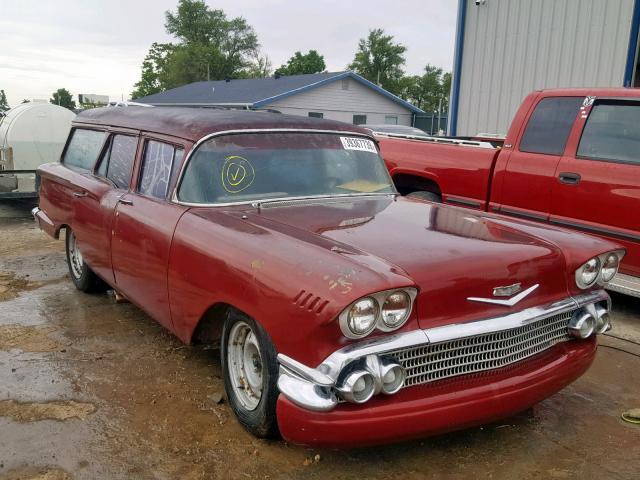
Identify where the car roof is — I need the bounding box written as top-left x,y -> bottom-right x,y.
73,106 -> 371,142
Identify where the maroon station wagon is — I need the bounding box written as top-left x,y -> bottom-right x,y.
33,107 -> 623,447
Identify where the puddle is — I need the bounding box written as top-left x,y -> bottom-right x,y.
0,400 -> 95,422
0,272 -> 42,302
0,467 -> 71,480
0,325 -> 61,352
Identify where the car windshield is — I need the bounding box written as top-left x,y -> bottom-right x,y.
177,132 -> 396,204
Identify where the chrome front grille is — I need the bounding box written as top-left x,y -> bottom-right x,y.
388,309 -> 576,388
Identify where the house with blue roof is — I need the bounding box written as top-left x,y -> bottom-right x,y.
133,71 -> 424,126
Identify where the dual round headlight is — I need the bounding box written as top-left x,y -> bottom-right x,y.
575,250 -> 623,289
342,289 -> 416,339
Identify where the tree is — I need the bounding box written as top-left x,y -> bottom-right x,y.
50,88 -> 76,110
131,43 -> 174,98
242,52 -> 273,78
0,90 -> 9,111
348,29 -> 406,95
274,50 -> 325,76
398,65 -> 451,113
132,0 -> 259,98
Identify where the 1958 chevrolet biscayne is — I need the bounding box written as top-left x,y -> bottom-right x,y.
33,107 -> 624,447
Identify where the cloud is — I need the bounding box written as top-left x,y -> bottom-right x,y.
0,0 -> 456,107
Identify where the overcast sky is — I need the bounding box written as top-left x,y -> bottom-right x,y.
0,0 -> 457,107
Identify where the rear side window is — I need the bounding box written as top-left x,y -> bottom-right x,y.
96,135 -> 138,189
63,129 -> 106,170
519,97 -> 582,155
577,102 -> 640,164
138,140 -> 184,199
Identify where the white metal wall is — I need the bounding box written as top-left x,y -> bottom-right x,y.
456,0 -> 635,136
265,78 -> 414,126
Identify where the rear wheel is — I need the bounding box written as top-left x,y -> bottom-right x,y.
222,309 -> 279,438
65,229 -> 104,293
406,190 -> 442,203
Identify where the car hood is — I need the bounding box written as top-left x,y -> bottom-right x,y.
236,196 -> 573,329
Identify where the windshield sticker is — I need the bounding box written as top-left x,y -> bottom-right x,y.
340,137 -> 377,153
221,155 -> 255,194
336,180 -> 388,193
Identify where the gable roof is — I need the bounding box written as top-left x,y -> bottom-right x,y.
134,71 -> 424,114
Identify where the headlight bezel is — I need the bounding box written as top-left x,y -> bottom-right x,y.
339,287 -> 418,339
574,249 -> 625,290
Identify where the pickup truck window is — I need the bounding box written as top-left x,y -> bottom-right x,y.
177,132 -> 394,204
96,135 -> 137,189
577,102 -> 640,165
63,129 -> 106,171
139,140 -> 184,199
519,97 -> 583,156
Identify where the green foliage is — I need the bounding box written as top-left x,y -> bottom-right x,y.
274,50 -> 325,76
399,64 -> 450,112
241,52 -> 272,78
348,29 -> 406,95
0,90 -> 9,111
132,0 -> 259,98
50,88 -> 76,110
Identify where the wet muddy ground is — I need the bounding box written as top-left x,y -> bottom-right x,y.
1,199 -> 639,480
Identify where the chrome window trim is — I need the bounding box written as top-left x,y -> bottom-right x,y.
277,289 -> 610,412
169,128 -> 391,207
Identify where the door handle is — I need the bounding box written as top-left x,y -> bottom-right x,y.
72,191 -> 88,198
119,198 -> 134,206
558,172 -> 581,185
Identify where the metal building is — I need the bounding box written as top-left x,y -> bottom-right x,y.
449,0 -> 640,136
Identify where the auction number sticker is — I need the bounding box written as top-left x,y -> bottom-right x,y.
340,136 -> 377,153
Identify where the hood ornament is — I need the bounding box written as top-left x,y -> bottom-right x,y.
467,284 -> 539,307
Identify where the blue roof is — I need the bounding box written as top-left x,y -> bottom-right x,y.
133,71 -> 424,114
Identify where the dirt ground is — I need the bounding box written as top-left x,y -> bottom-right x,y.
0,199 -> 639,480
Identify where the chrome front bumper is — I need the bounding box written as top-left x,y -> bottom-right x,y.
606,272 -> 640,298
277,290 -> 611,412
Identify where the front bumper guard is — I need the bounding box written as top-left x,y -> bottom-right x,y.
277,289 -> 611,412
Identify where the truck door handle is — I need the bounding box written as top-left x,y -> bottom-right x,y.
119,198 -> 134,206
558,172 -> 581,185
72,191 -> 88,198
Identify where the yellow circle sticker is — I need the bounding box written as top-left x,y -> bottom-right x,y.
221,155 -> 255,193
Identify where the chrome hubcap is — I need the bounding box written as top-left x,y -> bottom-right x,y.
68,231 -> 84,279
227,321 -> 263,411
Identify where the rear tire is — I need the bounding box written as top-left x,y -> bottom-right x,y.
222,309 -> 280,438
65,228 -> 104,293
406,190 -> 442,203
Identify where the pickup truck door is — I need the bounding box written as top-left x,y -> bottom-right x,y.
497,96 -> 583,222
110,138 -> 188,330
551,98 -> 640,277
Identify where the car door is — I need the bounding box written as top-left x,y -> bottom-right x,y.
497,96 -> 583,221
110,136 -> 189,330
72,132 -> 139,285
551,98 -> 640,277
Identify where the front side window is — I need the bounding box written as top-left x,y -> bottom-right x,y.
177,132 -> 394,204
577,101 -> 640,164
139,140 -> 184,199
96,135 -> 137,189
63,129 -> 106,171
519,97 -> 583,155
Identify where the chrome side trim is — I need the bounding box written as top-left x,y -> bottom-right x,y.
169,128 -> 384,207
277,290 -> 610,411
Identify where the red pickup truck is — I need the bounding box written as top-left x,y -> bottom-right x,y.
378,88 -> 640,298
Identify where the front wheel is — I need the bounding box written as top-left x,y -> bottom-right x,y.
65,229 -> 104,293
222,309 -> 280,438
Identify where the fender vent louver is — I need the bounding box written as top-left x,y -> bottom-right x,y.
293,290 -> 329,314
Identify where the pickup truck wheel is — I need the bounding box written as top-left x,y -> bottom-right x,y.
222,310 -> 279,438
407,191 -> 442,203
65,229 -> 104,293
